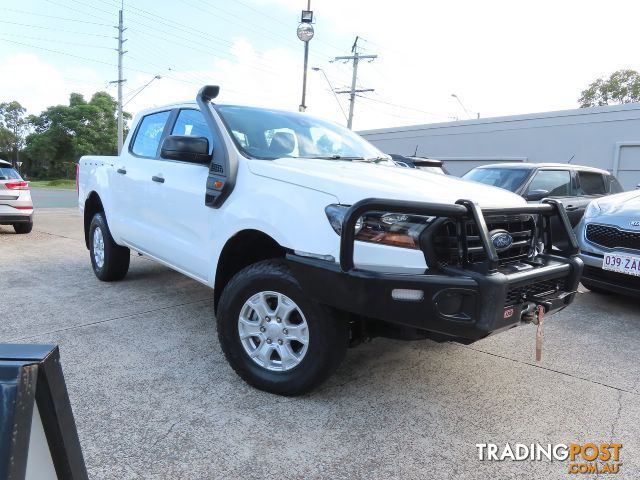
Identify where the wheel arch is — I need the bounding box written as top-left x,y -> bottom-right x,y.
83,191 -> 104,249
214,229 -> 288,313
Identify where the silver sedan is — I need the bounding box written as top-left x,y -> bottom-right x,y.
0,159 -> 33,234
575,190 -> 640,296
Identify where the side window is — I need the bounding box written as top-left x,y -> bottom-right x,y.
171,109 -> 214,154
577,171 -> 607,195
131,111 -> 171,158
608,176 -> 623,194
527,170 -> 571,196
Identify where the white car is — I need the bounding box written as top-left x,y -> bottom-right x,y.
0,159 -> 33,234
78,86 -> 583,395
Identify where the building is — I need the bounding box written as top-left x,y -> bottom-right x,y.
359,103 -> 640,190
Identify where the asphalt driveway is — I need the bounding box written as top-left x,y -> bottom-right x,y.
30,187 -> 77,208
0,209 -> 638,479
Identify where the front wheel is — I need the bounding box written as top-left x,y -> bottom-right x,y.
89,212 -> 130,281
217,260 -> 349,396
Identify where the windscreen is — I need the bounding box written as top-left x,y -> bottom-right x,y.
0,166 -> 21,180
215,105 -> 391,163
462,168 -> 530,192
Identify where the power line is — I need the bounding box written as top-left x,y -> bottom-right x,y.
6,32 -> 112,50
0,20 -> 114,38
0,8 -> 112,26
355,94 -> 455,120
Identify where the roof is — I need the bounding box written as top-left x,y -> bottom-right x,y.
473,162 -> 610,174
358,101 -> 640,136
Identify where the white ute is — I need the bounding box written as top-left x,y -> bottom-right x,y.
78,86 -> 583,395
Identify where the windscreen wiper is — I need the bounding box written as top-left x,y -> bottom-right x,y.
306,155 -> 366,161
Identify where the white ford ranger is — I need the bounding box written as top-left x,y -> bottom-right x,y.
78,86 -> 583,395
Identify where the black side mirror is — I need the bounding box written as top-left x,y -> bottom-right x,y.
161,135 -> 211,164
525,189 -> 550,201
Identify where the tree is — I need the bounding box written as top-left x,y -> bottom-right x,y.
0,101 -> 27,164
24,91 -> 129,178
579,69 -> 640,108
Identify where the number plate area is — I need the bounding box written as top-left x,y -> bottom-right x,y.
602,252 -> 640,277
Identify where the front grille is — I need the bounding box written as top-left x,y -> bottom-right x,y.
583,265 -> 640,290
210,163 -> 224,174
505,279 -> 563,306
434,214 -> 536,267
586,224 -> 640,251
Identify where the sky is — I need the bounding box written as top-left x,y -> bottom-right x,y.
1,0 -> 640,131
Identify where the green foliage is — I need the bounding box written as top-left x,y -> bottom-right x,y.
24,91 -> 126,178
579,69 -> 640,108
0,101 -> 27,161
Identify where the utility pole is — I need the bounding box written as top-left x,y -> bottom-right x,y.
110,5 -> 127,154
334,37 -> 377,129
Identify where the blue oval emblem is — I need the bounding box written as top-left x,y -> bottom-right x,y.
491,231 -> 513,251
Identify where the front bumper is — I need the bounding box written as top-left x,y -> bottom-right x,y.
580,251 -> 640,296
288,197 -> 583,342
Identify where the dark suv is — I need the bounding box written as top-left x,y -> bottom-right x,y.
462,163 -> 623,227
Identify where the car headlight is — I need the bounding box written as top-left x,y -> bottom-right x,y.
584,201 -> 601,219
325,204 -> 434,249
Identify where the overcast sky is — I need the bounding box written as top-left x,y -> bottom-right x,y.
1,0 -> 639,130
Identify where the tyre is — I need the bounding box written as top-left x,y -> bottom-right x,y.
217,259 -> 349,396
89,212 -> 130,281
581,280 -> 612,295
13,220 -> 33,234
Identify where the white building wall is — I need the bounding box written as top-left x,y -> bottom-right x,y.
359,103 -> 640,190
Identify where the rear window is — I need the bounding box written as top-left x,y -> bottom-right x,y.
577,171 -> 607,195
462,168 -> 530,192
0,166 -> 21,180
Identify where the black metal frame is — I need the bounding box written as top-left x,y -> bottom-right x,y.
0,344 -> 88,480
339,197 -> 578,274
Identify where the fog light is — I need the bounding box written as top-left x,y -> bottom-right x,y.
392,289 -> 424,302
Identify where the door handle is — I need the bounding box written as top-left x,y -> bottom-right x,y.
117,168 -> 127,175
565,205 -> 578,212
152,175 -> 165,183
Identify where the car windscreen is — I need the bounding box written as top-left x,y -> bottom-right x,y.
462,168 -> 530,192
0,166 -> 21,180
215,105 -> 391,163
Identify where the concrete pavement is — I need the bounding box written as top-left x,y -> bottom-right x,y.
0,209 -> 638,479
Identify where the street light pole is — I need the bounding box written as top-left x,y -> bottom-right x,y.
451,93 -> 479,119
297,2 -> 314,112
311,67 -> 348,122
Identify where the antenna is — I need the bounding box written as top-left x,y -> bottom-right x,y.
413,144 -> 419,156
567,154 -> 575,164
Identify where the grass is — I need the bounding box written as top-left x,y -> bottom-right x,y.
28,179 -> 76,189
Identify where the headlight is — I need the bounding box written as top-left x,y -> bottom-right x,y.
325,204 -> 433,249
584,201 -> 601,219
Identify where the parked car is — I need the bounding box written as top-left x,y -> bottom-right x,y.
389,154 -> 449,175
0,159 -> 33,234
462,163 -> 623,227
77,86 -> 582,395
575,190 -> 640,296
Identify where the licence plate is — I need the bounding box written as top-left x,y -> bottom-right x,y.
602,252 -> 640,277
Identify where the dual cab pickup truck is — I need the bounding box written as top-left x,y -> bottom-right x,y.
78,86 -> 583,395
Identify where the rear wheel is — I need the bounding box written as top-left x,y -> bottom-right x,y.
217,260 -> 349,396
13,220 -> 33,234
89,212 -> 130,281
581,280 -> 612,295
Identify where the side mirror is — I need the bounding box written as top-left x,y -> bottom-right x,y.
525,189 -> 550,201
161,135 -> 211,164
636,183 -> 640,190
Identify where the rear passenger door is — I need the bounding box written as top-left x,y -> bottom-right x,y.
112,109 -> 172,248
573,170 -> 609,222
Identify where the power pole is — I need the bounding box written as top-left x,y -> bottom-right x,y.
334,36 -> 377,129
111,6 -> 127,154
